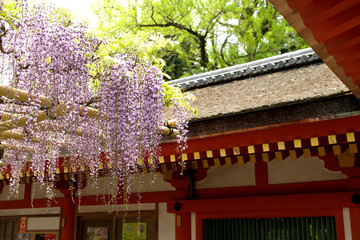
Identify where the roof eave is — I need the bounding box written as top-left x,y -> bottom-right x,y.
269,0 -> 360,98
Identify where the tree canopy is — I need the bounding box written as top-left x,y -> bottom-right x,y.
0,1 -> 189,204
94,0 -> 309,80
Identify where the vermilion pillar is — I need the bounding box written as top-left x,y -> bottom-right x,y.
350,207 -> 360,239
60,195 -> 75,240
175,213 -> 191,240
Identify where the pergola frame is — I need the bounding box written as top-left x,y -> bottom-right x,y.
0,84 -> 179,157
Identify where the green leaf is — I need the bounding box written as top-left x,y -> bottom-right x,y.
46,56 -> 52,64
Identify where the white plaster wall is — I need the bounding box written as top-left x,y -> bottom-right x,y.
158,202 -> 175,240
130,172 -> 175,193
31,183 -> 64,199
77,203 -> 156,213
268,156 -> 347,184
343,207 -> 352,240
191,212 -> 196,240
79,172 -> 175,196
196,162 -> 256,189
0,207 -> 60,216
78,176 -> 118,196
0,184 -> 25,201
27,216 -> 60,230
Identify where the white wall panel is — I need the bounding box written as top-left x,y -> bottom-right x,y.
268,156 -> 346,184
158,202 -> 175,240
0,207 -> 60,216
197,162 -> 255,189
0,184 -> 25,201
343,207 -> 353,240
31,183 -> 64,199
77,203 -> 156,213
27,216 -> 60,230
79,172 -> 175,196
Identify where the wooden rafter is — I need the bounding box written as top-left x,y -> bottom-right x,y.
0,85 -> 180,146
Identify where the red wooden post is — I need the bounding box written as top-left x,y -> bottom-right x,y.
60,195 -> 75,240
350,207 -> 360,239
175,213 -> 191,240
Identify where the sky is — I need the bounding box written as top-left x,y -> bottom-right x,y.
0,0 -> 102,85
45,0 -> 99,26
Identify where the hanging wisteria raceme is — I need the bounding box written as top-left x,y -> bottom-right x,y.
0,1 -> 188,203
0,2 -> 102,196
96,56 -> 165,204
99,57 -> 164,166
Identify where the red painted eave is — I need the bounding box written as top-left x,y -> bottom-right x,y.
161,114 -> 360,156
269,0 -> 360,98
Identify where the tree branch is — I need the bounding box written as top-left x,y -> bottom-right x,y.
150,5 -> 158,24
0,26 -> 30,69
85,96 -> 101,107
139,21 -> 203,39
138,20 -> 208,67
204,10 -> 224,38
220,36 -> 231,66
218,21 -> 237,28
0,35 -> 14,55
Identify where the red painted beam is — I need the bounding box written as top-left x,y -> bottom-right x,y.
175,213 -> 191,240
74,191 -> 183,206
350,208 -> 360,239
281,0 -> 360,97
61,196 -> 75,240
286,0 -> 313,10
0,198 -> 65,209
342,60 -> 360,77
298,0 -> 359,28
0,191 -> 181,211
299,3 -> 360,43
195,178 -> 360,200
325,26 -> 360,52
352,75 -> 360,86
1,177 -> 356,211
161,115 -> 360,156
196,208 -> 346,240
167,191 -> 360,213
333,43 -> 360,63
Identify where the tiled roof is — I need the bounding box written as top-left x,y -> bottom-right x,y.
184,63 -> 349,121
163,49 -> 351,122
269,0 -> 360,98
168,48 -> 320,90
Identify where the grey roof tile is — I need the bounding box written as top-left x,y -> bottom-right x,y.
163,63 -> 349,121
168,48 -> 320,91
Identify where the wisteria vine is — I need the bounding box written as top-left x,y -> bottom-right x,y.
0,1 -> 188,205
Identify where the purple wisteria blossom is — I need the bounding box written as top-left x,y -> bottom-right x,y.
0,1 -> 188,203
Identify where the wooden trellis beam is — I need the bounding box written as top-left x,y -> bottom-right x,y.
0,130 -> 24,140
0,142 -> 35,153
0,112 -> 22,121
0,85 -> 180,136
0,85 -> 99,117
0,124 -> 178,142
0,85 -> 179,125
158,126 -> 179,137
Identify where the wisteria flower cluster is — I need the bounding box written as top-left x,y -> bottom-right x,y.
0,1 -> 188,204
